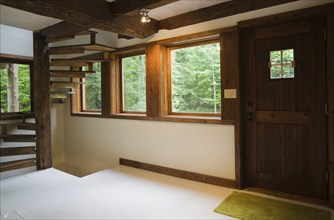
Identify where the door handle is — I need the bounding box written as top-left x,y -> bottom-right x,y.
247,112 -> 255,121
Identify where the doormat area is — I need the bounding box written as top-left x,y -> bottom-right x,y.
214,191 -> 332,220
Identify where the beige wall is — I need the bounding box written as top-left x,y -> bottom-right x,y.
62,102 -> 236,179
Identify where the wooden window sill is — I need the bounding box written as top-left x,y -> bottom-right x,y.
160,115 -> 235,125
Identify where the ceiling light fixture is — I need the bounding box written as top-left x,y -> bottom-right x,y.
140,8 -> 151,23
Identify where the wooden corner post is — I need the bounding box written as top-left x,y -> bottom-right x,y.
33,32 -> 52,169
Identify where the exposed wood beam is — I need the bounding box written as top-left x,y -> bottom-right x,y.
0,0 -> 159,38
41,21 -> 94,41
110,0 -> 180,16
159,0 -> 299,30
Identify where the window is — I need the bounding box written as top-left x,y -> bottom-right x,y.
121,54 -> 146,113
0,62 -> 32,113
169,41 -> 221,115
269,49 -> 295,79
82,63 -> 102,111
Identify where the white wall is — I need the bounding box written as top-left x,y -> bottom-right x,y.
63,102 -> 236,179
0,24 -> 33,57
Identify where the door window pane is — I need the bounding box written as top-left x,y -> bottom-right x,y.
269,49 -> 295,79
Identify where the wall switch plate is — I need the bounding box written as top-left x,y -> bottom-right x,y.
224,89 -> 237,99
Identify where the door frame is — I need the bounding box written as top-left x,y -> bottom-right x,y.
238,4 -> 334,207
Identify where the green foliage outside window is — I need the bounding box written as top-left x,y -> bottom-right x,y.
122,54 -> 146,112
171,42 -> 221,114
270,49 -> 294,79
84,63 -> 102,110
0,63 -> 31,113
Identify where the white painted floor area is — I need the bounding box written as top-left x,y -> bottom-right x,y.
0,165 -> 237,219
1,165 -> 333,220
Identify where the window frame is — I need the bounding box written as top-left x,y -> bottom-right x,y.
0,54 -> 34,113
118,51 -> 147,115
166,39 -> 222,117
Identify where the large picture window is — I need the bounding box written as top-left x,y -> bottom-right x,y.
121,54 -> 146,113
0,62 -> 32,113
169,41 -> 221,115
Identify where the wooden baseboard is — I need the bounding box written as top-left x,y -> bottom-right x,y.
119,158 -> 237,188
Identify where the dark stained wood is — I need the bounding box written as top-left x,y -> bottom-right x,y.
255,111 -> 312,124
159,0 -> 298,30
50,60 -> 88,67
0,122 -> 36,131
120,158 -> 237,188
0,158 -> 36,172
0,147 -> 36,157
0,134 -> 36,142
0,0 -> 159,39
101,62 -> 112,117
41,21 -> 90,41
327,4 -> 334,208
0,112 -> 35,120
110,0 -> 179,16
33,32 -> 52,170
145,44 -> 161,118
241,18 -> 327,200
220,30 -> 241,188
0,53 -> 33,63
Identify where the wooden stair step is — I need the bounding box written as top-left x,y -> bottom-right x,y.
46,30 -> 98,43
50,60 -> 89,67
0,158 -> 36,172
50,70 -> 95,78
49,43 -> 115,56
0,112 -> 35,121
50,81 -> 83,89
0,134 -> 36,142
0,146 -> 36,157
0,122 -> 36,131
50,91 -> 76,99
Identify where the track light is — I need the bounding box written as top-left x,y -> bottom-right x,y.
140,8 -> 151,23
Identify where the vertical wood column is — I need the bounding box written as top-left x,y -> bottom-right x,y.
146,44 -> 161,118
327,5 -> 334,208
33,32 -> 52,169
220,30 -> 241,188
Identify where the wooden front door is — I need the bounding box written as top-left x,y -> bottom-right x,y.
242,18 -> 328,200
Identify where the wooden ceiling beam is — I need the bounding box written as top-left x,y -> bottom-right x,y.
0,0 -> 159,39
159,0 -> 299,30
41,21 -> 90,40
110,0 -> 180,16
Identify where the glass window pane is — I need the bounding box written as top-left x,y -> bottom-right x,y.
171,42 -> 221,114
270,49 -> 295,79
0,63 -> 31,113
122,54 -> 146,112
83,63 -> 101,111
270,51 -> 281,64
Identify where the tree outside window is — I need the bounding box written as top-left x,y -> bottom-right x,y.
170,42 -> 221,114
121,54 -> 146,112
0,63 -> 31,113
83,62 -> 101,111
